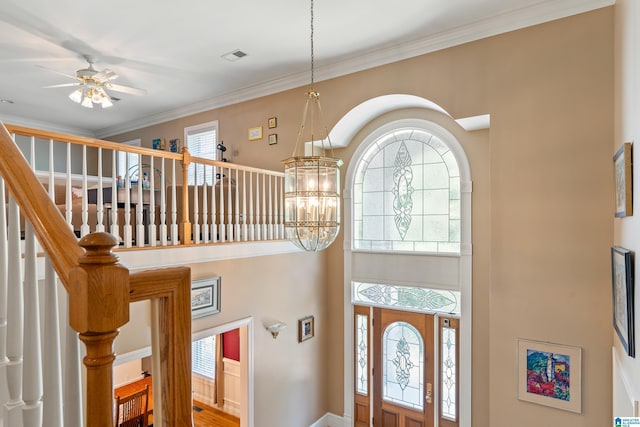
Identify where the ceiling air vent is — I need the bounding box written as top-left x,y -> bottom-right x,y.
221,49 -> 248,62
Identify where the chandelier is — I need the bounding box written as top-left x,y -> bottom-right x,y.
283,0 -> 342,252
68,84 -> 113,109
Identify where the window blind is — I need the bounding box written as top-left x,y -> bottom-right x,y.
186,122 -> 217,185
192,335 -> 216,379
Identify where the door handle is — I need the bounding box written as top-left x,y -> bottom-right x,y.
426,382 -> 433,404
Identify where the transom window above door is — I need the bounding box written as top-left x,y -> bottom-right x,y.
353,129 -> 460,253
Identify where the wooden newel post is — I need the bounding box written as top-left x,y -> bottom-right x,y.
69,232 -> 130,427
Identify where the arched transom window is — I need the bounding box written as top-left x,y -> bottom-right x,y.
353,129 -> 460,253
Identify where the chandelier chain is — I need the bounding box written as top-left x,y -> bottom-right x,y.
310,0 -> 314,87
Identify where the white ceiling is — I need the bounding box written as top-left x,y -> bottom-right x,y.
0,0 -> 612,138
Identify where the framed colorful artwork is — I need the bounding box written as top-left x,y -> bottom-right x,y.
614,142 -> 632,217
517,339 -> 582,413
169,138 -> 180,153
612,246 -> 635,357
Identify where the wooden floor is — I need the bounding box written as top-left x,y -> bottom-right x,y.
193,400 -> 240,427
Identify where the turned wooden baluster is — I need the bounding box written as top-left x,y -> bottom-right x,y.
68,233 -> 129,427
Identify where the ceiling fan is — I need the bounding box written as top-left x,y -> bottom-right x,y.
44,57 -> 147,109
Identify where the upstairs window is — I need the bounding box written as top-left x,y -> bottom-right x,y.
353,129 -> 460,253
117,139 -> 141,182
185,121 -> 218,185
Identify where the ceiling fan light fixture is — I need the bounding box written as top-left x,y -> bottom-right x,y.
81,95 -> 93,108
101,95 -> 113,109
69,88 -> 83,103
49,58 -> 146,108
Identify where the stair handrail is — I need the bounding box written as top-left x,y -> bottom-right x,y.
0,123 -> 82,286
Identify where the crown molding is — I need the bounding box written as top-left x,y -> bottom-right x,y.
93,0 -> 613,139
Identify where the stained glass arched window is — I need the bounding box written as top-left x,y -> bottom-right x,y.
353,129 -> 460,253
383,321 -> 424,410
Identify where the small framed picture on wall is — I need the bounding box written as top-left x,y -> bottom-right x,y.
298,315 -> 314,342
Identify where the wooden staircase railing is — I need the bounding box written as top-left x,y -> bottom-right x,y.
0,122 -> 193,426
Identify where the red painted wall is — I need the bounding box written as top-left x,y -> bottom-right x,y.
222,329 -> 240,361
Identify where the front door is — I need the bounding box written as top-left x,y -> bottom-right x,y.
373,308 -> 434,427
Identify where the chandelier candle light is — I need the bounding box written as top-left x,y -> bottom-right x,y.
283,0 -> 342,252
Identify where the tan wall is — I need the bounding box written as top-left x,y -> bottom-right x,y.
116,251 -> 329,427
113,7 -> 614,427
613,0 -> 640,417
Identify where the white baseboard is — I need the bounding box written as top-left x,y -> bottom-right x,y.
310,412 -> 344,427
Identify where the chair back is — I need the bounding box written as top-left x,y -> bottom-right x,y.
115,384 -> 149,427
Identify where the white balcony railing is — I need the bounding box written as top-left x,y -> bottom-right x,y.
7,124 -> 286,249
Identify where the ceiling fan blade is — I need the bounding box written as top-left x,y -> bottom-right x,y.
35,64 -> 78,80
105,83 -> 147,96
93,68 -> 118,82
43,82 -> 81,88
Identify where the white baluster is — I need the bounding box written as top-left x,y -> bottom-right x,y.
22,222 -> 42,427
59,280 -> 83,427
261,172 -> 267,240
242,170 -> 248,241
193,169 -> 200,245
170,160 -> 178,245
273,174 -> 279,240
249,172 -> 255,241
234,169 -> 240,241
159,159 -> 168,246
202,168 -> 209,243
95,148 -> 104,233
42,180 -> 63,427
0,177 -> 9,420
64,144 -> 73,233
268,174 -> 273,240
218,168 -> 225,242
135,154 -> 145,247
4,196 -> 23,426
80,145 -> 90,237
211,166 -> 218,243
123,155 -> 133,247
279,176 -> 285,238
255,174 -> 262,241
111,150 -> 120,242
226,167 -> 233,242
148,157 -> 157,247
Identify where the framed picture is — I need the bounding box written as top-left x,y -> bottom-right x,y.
298,315 -> 314,342
169,138 -> 180,153
152,138 -> 165,150
268,117 -> 277,129
248,126 -> 263,141
614,142 -> 633,217
517,339 -> 582,413
191,276 -> 221,319
268,134 -> 277,145
612,246 -> 635,357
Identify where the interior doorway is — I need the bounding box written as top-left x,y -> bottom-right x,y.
114,316 -> 254,427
